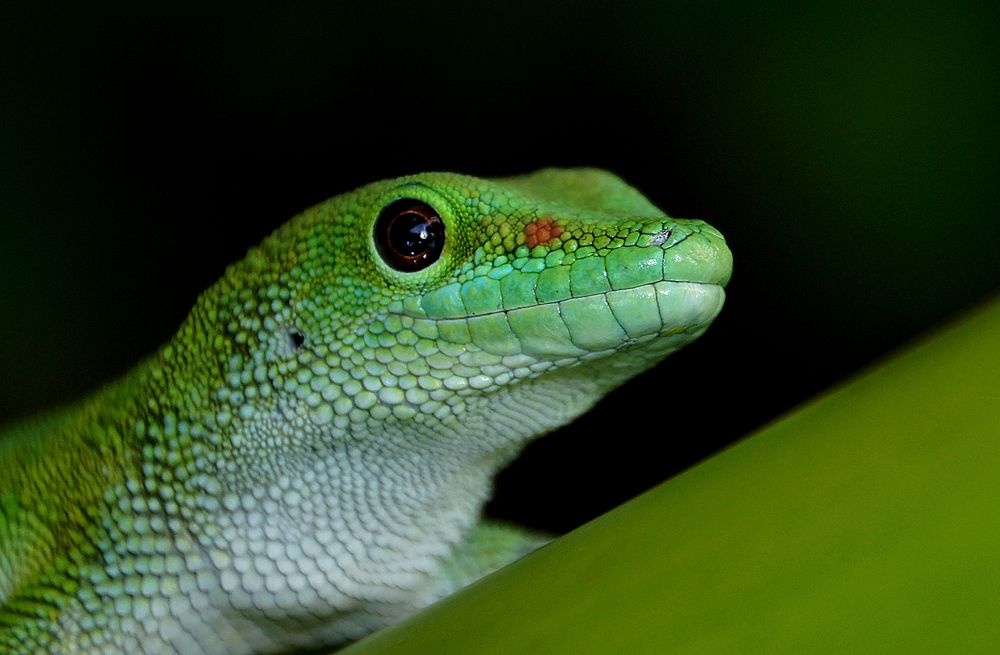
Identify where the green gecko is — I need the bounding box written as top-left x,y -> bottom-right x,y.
0,168 -> 731,654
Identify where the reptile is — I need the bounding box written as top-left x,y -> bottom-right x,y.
0,168 -> 732,654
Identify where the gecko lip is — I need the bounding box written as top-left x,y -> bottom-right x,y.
407,280 -> 725,361
509,280 -> 726,359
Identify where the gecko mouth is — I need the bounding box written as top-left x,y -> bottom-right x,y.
405,280 -> 725,362
399,228 -> 731,362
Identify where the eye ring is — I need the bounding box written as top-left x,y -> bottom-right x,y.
373,199 -> 446,272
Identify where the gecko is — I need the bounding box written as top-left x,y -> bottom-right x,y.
0,168 -> 731,654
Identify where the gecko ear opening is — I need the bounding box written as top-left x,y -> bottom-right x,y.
374,199 -> 446,272
286,329 -> 305,351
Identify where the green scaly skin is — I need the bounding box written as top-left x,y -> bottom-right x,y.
0,169 -> 732,654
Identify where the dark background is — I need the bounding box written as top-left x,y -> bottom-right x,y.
2,2 -> 998,533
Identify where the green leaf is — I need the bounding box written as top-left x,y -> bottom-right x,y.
341,294 -> 1000,654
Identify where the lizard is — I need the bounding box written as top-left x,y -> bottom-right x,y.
0,168 -> 732,654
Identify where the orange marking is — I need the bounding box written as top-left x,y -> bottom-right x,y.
523,217 -> 563,248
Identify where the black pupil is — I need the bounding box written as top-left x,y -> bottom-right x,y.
375,199 -> 445,271
392,212 -> 437,257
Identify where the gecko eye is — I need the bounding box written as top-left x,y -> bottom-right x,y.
374,199 -> 445,272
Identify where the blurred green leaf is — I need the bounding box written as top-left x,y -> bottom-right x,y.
340,293 -> 1000,654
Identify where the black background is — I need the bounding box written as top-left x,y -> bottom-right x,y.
2,2 -> 998,533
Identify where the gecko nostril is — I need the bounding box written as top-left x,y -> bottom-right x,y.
650,228 -> 672,247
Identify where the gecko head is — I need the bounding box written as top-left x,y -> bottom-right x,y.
152,169 -> 731,636
377,169 -> 730,369
235,168 -> 731,448
201,170 -> 731,451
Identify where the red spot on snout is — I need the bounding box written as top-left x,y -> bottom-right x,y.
523,217 -> 563,248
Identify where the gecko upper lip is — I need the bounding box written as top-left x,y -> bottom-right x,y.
393,280 -> 725,361
512,281 -> 723,359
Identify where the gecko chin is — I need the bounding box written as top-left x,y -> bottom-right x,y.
456,280 -> 726,460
